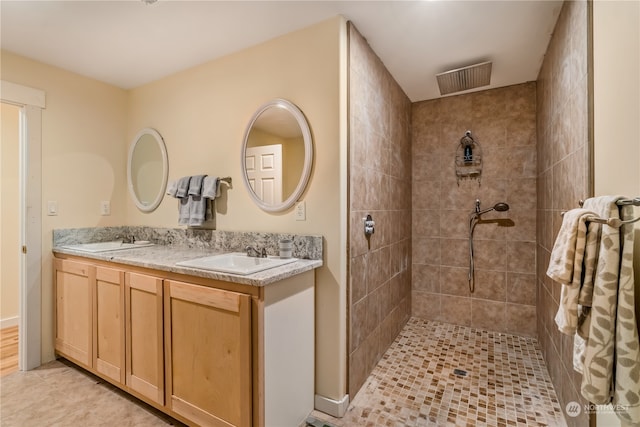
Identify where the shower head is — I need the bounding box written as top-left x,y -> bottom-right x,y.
474,201 -> 510,216
494,202 -> 509,212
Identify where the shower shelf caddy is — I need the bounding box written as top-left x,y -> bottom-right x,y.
455,130 -> 483,186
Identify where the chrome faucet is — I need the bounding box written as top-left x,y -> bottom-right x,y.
116,235 -> 136,244
246,245 -> 267,258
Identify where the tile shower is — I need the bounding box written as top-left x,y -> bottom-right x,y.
411,82 -> 537,337
348,23 -> 413,399
536,2 -> 591,426
346,1 -> 591,425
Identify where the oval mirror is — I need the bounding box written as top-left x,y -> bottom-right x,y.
127,128 -> 168,212
241,99 -> 313,212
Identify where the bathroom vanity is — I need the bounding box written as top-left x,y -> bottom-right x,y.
52,229 -> 322,427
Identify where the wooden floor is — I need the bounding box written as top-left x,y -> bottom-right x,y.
0,325 -> 19,377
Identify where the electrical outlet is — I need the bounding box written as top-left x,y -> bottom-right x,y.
295,201 -> 306,221
100,200 -> 111,216
47,201 -> 58,216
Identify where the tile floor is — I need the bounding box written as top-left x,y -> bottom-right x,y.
1,318 -> 566,427
0,359 -> 183,427
311,318 -> 566,427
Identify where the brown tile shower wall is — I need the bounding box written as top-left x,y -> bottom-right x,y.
536,2 -> 591,426
348,23 -> 412,399
411,83 -> 537,338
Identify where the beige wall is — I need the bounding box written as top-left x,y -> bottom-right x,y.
1,102 -> 21,324
0,50 -> 129,360
593,1 -> 640,426
125,16 -> 348,402
593,0 -> 640,306
593,0 -> 640,199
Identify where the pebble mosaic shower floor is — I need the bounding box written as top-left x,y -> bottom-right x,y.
311,318 -> 567,427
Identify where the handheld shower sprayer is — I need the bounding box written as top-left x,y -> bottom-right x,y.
468,200 -> 510,293
473,199 -> 510,216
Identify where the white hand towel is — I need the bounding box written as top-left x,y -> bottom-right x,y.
188,195 -> 208,226
175,176 -> 191,198
188,175 -> 206,197
202,176 -> 219,199
166,179 -> 178,197
178,197 -> 190,225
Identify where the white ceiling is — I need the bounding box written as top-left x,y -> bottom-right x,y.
0,1 -> 562,102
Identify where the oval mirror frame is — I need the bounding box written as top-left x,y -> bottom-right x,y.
127,127 -> 169,213
241,99 -> 313,213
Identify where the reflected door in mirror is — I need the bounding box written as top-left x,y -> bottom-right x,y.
245,145 -> 282,205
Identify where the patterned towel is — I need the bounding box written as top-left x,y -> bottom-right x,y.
578,220 -> 601,308
580,196 -> 640,425
547,208 -> 596,285
548,209 -> 595,334
573,219 -> 601,373
613,204 -> 640,424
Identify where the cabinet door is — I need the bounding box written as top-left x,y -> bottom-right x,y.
54,258 -> 93,368
125,272 -> 164,405
164,280 -> 252,427
94,266 -> 125,384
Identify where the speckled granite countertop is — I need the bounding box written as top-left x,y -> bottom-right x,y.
52,226 -> 323,287
53,244 -> 322,287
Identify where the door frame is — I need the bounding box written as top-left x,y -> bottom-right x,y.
1,80 -> 45,370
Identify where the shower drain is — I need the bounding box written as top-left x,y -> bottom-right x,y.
453,368 -> 468,377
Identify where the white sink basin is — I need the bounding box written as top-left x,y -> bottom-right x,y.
61,241 -> 154,253
176,252 -> 297,275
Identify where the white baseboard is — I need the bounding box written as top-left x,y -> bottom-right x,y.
1,316 -> 19,329
314,394 -> 349,418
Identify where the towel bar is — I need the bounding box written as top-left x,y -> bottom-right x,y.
585,215 -> 640,228
562,197 -> 640,228
578,197 -> 640,207
616,197 -> 640,206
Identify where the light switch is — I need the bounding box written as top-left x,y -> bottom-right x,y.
47,201 -> 58,216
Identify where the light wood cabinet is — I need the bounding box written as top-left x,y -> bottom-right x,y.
125,272 -> 165,406
94,266 -> 125,384
164,279 -> 252,427
55,260 -> 126,384
54,258 -> 93,368
54,254 -> 315,427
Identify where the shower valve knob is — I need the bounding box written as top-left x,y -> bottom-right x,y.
364,214 -> 375,236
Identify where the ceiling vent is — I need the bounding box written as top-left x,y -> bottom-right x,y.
436,61 -> 492,96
